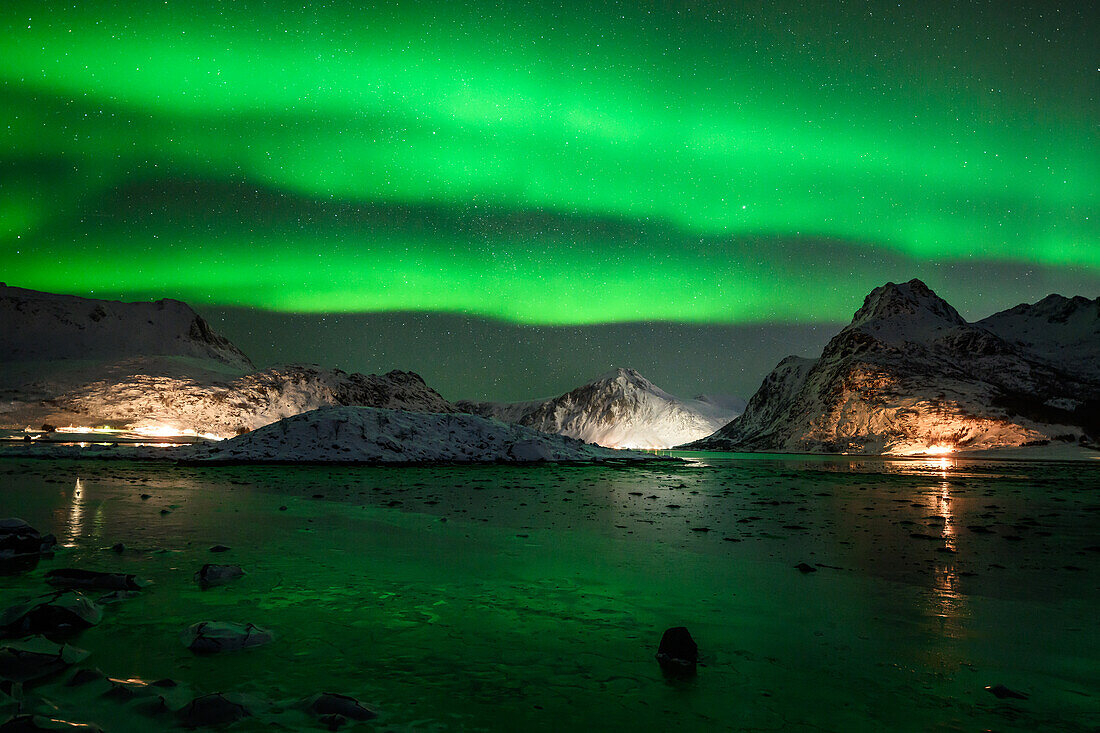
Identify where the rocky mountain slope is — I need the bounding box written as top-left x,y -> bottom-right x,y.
458,368 -> 742,449
685,280 -> 1099,455
1,287 -> 456,436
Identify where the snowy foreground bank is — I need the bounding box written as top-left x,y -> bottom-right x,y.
1,407 -> 666,465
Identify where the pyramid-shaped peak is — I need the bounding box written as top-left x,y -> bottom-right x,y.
849,279 -> 966,330
589,368 -> 674,398
595,367 -> 648,384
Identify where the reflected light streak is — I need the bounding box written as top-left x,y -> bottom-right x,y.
926,462 -> 968,643
65,478 -> 85,548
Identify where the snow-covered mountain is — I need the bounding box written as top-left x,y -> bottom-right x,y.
685,280 -> 1099,455
0,287 -> 456,436
977,294 -> 1100,383
0,283 -> 253,370
191,406 -> 655,464
457,368 -> 742,449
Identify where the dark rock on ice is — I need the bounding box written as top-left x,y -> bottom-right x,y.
0,714 -> 102,731
96,590 -> 141,604
304,692 -> 378,723
0,519 -> 55,560
0,637 -> 89,682
182,622 -> 273,653
318,714 -> 348,731
177,693 -> 251,728
208,545 -> 231,553
0,592 -> 102,638
45,569 -> 146,591
195,564 -> 244,588
795,562 -> 818,573
656,626 -> 698,676
65,668 -> 107,687
967,525 -> 995,534
985,684 -> 1029,700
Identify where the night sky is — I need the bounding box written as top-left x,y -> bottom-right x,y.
2,1 -> 1096,400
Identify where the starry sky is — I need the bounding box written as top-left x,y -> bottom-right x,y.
1,1 -> 1097,400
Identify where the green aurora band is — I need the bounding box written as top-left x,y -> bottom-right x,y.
1,1 -> 1096,323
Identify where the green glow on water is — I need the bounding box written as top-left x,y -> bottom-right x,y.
1,457 -> 1098,730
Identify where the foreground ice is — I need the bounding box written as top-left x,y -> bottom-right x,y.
0,454 -> 1097,730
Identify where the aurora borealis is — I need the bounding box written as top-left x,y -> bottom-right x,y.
1,1 -> 1097,396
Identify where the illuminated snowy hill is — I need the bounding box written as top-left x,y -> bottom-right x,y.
458,368 -> 743,449
685,280 -> 1100,455
0,287 -> 456,437
191,406 -> 654,463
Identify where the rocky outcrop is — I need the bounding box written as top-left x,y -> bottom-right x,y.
686,280 -> 1099,454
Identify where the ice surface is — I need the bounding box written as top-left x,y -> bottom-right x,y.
0,455 -> 1096,731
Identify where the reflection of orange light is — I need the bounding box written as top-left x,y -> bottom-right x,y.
55,425 -> 121,434
923,444 -> 955,455
133,425 -> 223,441
45,424 -> 224,441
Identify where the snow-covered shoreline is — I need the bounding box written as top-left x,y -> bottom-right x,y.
0,407 -> 674,465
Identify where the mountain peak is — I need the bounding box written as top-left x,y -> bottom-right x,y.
848,279 -> 966,333
594,367 -> 650,387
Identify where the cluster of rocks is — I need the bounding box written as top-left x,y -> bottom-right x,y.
0,519 -> 377,730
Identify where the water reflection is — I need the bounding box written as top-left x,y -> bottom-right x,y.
65,477 -> 85,548
924,459 -> 969,652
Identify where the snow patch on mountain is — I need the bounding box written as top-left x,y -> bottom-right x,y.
191,406 -> 655,463
458,368 -> 741,449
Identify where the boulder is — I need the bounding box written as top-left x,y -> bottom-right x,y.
181,622 -> 273,653
0,714 -> 102,731
195,564 -> 244,588
656,626 -> 698,676
176,693 -> 251,728
304,692 -> 378,723
95,590 -> 142,604
985,684 -> 1029,700
0,520 -> 55,559
0,592 -> 102,638
0,637 -> 89,682
45,569 -> 146,591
